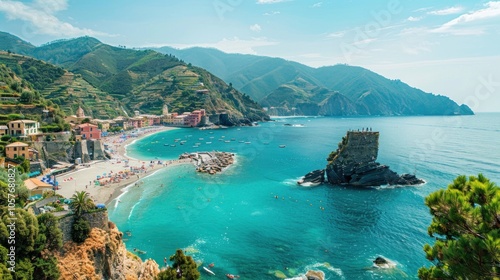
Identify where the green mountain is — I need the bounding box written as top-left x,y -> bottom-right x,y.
0,31 -> 35,55
0,52 -> 126,119
151,46 -> 473,116
0,33 -> 269,124
0,56 -> 69,132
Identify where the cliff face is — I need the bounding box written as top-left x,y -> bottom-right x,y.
56,222 -> 159,280
325,131 -> 423,187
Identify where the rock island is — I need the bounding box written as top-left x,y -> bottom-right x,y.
299,130 -> 424,187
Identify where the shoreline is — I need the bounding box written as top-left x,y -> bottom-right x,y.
53,126 -> 194,205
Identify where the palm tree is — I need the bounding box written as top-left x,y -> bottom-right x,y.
70,191 -> 95,217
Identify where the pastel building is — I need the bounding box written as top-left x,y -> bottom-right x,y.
76,123 -> 101,140
8,120 -> 40,139
5,142 -> 29,159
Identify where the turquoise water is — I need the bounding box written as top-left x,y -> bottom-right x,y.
108,113 -> 500,279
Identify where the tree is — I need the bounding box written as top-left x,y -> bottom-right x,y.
81,118 -> 91,124
19,91 -> 34,104
156,249 -> 200,280
70,191 -> 95,218
71,217 -> 90,243
419,174 -> 500,279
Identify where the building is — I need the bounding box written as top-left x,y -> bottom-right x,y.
163,108 -> 206,127
75,123 -> 101,140
0,125 -> 8,136
7,120 -> 40,138
91,119 -> 114,132
112,116 -> 129,130
24,178 -> 53,196
5,142 -> 29,159
64,106 -> 88,124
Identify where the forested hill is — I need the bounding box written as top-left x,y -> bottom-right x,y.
152,46 -> 473,116
0,32 -> 269,124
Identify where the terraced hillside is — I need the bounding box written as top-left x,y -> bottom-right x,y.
42,72 -> 126,119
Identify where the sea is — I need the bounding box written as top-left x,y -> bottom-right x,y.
107,113 -> 500,280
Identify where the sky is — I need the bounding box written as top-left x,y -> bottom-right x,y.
0,0 -> 499,112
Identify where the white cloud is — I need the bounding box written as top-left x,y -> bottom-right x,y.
428,6 -> 464,16
402,41 -> 437,55
327,31 -> 345,38
250,24 -> 262,32
257,0 -> 288,4
432,2 -> 500,34
264,11 -> 280,16
164,37 -> 278,55
312,2 -> 322,8
407,16 -> 423,22
0,0 -> 109,37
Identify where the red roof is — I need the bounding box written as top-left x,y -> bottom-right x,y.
77,123 -> 98,128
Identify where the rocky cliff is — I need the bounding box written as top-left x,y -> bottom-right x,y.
56,222 -> 160,280
324,131 -> 423,186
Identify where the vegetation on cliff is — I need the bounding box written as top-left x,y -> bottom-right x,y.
0,169 -> 63,279
156,249 -> 200,280
419,174 -> 500,279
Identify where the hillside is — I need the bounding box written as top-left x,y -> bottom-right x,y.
0,33 -> 269,123
152,46 -> 473,116
0,31 -> 35,55
0,59 -> 69,132
0,52 -> 126,119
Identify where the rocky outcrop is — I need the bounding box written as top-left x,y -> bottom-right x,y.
324,131 -> 424,187
180,151 -> 235,175
299,130 -> 423,187
297,169 -> 324,186
56,222 -> 160,280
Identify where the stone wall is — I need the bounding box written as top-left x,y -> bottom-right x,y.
58,210 -> 110,242
339,131 -> 379,164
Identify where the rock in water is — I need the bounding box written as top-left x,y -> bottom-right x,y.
322,131 -> 424,187
298,131 -> 424,187
297,169 -> 325,186
305,270 -> 325,280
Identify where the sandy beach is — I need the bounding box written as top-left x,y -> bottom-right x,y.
53,126 -> 193,205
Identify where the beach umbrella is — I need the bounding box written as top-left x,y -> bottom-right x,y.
96,203 -> 106,209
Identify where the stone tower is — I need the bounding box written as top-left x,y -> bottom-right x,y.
162,104 -> 169,116
76,106 -> 85,118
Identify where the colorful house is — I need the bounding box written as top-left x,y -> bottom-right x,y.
76,123 -> 101,140
5,142 -> 29,159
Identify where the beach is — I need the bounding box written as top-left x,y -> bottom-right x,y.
54,126 -> 192,205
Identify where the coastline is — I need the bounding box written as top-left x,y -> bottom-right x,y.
53,126 -> 193,205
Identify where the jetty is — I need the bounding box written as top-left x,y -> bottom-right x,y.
179,151 -> 235,175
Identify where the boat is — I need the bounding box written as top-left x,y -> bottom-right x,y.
239,140 -> 245,143
245,142 -> 251,144
225,140 -> 231,143
279,145 -> 286,148
206,142 -> 212,144
170,144 -> 176,147
199,138 -> 204,140
231,138 -> 236,141
226,274 -> 239,279
203,267 -> 215,276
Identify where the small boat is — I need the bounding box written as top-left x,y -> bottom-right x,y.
225,140 -> 231,143
245,142 -> 251,144
206,142 -> 212,144
170,144 -> 176,147
231,138 -> 236,141
164,144 -> 168,146
193,145 -> 199,148
203,267 -> 215,276
133,248 -> 147,255
239,140 -> 245,143
199,138 -> 204,140
226,274 -> 239,279
279,145 -> 286,148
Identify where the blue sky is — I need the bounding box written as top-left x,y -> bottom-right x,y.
0,0 -> 499,111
